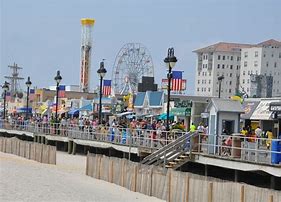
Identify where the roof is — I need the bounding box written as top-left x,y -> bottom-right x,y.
134,92 -> 146,107
193,42 -> 253,53
257,39 -> 281,47
207,98 -> 244,113
147,91 -> 163,107
79,104 -> 92,111
250,100 -> 281,120
241,101 -> 260,119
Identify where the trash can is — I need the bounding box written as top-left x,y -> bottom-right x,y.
232,135 -> 242,158
271,140 -> 281,164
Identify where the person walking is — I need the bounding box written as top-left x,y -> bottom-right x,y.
190,123 -> 196,133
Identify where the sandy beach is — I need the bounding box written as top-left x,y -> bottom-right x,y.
0,151 -> 164,202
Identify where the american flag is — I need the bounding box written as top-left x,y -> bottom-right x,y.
6,92 -> 11,102
103,80 -> 111,96
29,89 -> 35,101
58,85 -> 65,98
171,71 -> 183,91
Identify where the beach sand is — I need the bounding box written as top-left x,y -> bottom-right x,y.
0,151 -> 164,202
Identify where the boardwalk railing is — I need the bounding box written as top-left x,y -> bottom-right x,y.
0,120 -> 186,150
1,120 -> 280,166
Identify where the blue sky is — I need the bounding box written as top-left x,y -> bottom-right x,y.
1,0 -> 280,94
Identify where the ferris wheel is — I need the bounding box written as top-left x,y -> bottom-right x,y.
112,43 -> 154,95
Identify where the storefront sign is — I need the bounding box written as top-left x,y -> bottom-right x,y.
171,107 -> 191,116
269,105 -> 281,112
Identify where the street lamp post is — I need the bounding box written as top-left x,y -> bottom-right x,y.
2,81 -> 9,120
25,76 -> 32,119
54,70 -> 62,125
97,60 -> 107,124
164,48 -> 177,131
218,75 -> 224,98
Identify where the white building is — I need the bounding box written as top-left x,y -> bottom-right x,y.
194,39 -> 281,98
240,39 -> 281,97
194,42 -> 252,98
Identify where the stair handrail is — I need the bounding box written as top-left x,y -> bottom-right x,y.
141,131 -> 198,164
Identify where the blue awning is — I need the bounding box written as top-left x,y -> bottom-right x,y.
79,104 -> 92,111
158,113 -> 174,120
68,109 -> 79,115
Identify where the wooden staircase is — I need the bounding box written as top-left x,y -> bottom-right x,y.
141,132 -> 198,170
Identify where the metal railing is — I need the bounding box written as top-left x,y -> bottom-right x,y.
196,133 -> 281,165
1,120 -> 280,166
0,120 -> 185,150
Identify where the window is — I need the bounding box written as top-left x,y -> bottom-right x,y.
247,79 -> 249,84
266,62 -> 269,67
198,80 -> 200,84
244,52 -> 248,58
247,88 -> 249,92
206,64 -> 208,68
254,61 -> 258,67
229,81 -> 232,85
222,55 -> 225,60
209,80 -> 211,84
243,71 -> 245,75
227,56 -> 229,59
279,52 -> 281,58
272,53 -> 274,57
237,65 -> 239,70
230,56 -> 233,60
217,64 -> 220,69
222,64 -> 225,69
230,65 -> 233,69
248,71 -> 250,75
237,56 -> 240,61
229,89 -> 232,93
274,62 -> 277,68
244,61 -> 247,67
209,72 -> 211,76
243,79 -> 245,84
208,88 -> 210,92
230,73 -> 232,77
197,88 -> 199,92
218,55 -> 221,60
201,87 -> 204,91
198,72 -> 200,76
255,51 -> 258,57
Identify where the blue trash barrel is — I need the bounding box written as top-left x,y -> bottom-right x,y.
271,140 -> 280,164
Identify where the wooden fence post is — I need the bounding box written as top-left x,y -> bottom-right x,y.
134,165 -> 138,192
268,195 -> 273,202
86,152 -> 89,176
168,170 -> 172,202
150,167 -> 154,196
184,176 -> 189,202
208,182 -> 213,202
110,159 -> 114,183
240,185 -> 245,202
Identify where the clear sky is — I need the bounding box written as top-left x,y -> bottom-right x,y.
1,0 -> 280,94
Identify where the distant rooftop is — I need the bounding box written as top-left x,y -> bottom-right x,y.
193,42 -> 253,53
193,39 -> 281,53
257,39 -> 281,47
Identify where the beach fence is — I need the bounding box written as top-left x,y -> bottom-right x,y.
86,153 -> 281,202
0,137 -> 56,165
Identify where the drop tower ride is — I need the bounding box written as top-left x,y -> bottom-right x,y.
80,18 -> 95,92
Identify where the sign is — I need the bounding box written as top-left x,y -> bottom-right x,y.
171,107 -> 191,116
269,105 -> 281,112
174,99 -> 192,108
